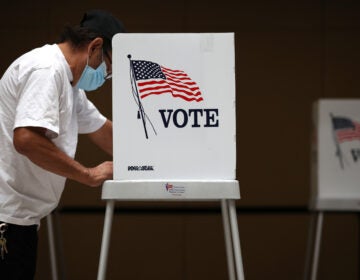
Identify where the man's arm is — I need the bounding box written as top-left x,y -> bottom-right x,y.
87,119 -> 113,156
13,127 -> 112,187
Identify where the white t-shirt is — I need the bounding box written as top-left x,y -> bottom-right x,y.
0,44 -> 107,226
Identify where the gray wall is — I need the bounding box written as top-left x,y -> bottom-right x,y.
1,1 -> 359,279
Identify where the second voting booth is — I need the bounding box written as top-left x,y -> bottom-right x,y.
305,99 -> 360,280
97,33 -> 244,280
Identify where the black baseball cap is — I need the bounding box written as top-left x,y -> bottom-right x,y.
80,10 -> 126,41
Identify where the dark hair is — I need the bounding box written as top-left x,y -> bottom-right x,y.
57,25 -> 111,53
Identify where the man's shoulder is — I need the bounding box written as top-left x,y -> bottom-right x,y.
20,44 -> 61,69
12,44 -> 68,82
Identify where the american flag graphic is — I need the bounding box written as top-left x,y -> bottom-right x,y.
131,60 -> 203,102
332,116 -> 360,143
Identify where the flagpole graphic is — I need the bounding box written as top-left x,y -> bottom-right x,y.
128,54 -> 149,139
330,113 -> 344,169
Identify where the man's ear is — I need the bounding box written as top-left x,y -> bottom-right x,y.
88,37 -> 103,57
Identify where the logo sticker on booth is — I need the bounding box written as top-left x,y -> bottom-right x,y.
165,183 -> 185,196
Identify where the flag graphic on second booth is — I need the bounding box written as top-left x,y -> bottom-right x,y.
331,114 -> 360,169
331,115 -> 360,144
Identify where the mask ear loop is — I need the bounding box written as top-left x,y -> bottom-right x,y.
83,50 -> 91,70
86,46 -> 93,66
85,46 -> 101,68
102,49 -> 111,79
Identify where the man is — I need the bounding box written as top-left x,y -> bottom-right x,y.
0,10 -> 125,279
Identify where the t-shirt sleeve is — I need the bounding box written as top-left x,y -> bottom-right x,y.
14,68 -> 60,138
76,90 -> 107,134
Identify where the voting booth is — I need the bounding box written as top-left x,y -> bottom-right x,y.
97,33 -> 244,280
305,99 -> 360,279
310,99 -> 360,211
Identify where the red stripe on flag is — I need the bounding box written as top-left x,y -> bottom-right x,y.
336,122 -> 360,143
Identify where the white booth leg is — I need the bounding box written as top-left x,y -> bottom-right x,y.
228,199 -> 245,280
310,211 -> 324,280
97,200 -> 115,280
221,199 -> 236,280
304,211 -> 316,280
47,213 -> 58,280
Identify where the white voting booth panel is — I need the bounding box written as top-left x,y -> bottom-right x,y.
97,33 -> 244,280
305,99 -> 360,280
113,33 -> 236,181
311,99 -> 360,211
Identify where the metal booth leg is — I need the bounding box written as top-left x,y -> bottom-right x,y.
97,200 -> 115,280
221,199 -> 236,280
228,199 -> 245,280
47,213 -> 58,280
304,211 -> 316,280
221,199 -> 245,280
310,211 -> 324,280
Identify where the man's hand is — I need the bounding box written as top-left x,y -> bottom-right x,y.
86,161 -> 113,187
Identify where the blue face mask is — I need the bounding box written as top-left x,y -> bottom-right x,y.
77,59 -> 107,91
